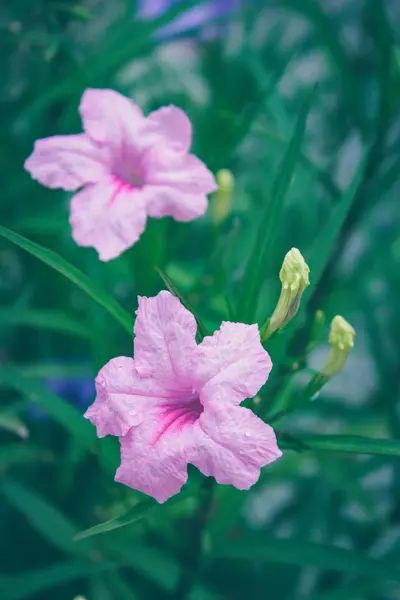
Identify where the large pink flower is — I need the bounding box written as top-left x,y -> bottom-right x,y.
24,89 -> 217,261
85,291 -> 282,502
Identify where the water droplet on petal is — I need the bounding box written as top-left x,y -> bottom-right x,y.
244,431 -> 250,437
239,450 -> 244,455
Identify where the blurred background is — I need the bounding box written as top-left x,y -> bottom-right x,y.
1,0 -> 400,599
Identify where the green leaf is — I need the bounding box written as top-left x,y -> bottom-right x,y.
237,87 -> 315,323
282,0 -> 365,129
155,266 -> 209,341
75,492 -> 187,541
0,411 -> 28,439
74,499 -> 155,540
212,537 -> 400,582
0,562 -> 111,600
279,433 -> 400,457
0,479 -> 89,555
0,225 -> 132,334
0,307 -> 100,340
0,444 -> 52,467
306,155 -> 368,286
0,365 -> 118,473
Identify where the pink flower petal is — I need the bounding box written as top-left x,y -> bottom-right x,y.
24,134 -> 110,191
146,148 -> 217,195
144,105 -> 192,152
69,178 -> 147,261
145,186 -> 208,221
134,291 -> 197,389
187,404 -> 282,489
116,405 -> 198,502
85,356 -> 185,438
79,88 -> 144,148
193,322 -> 272,406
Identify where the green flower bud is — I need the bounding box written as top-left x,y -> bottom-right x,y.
263,248 -> 310,340
211,169 -> 234,225
321,315 -> 355,377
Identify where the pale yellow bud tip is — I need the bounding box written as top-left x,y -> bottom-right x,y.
73,596 -> 87,600
216,169 -> 234,192
280,248 -> 310,292
262,248 -> 310,340
321,315 -> 355,377
211,169 -> 234,225
329,315 -> 355,351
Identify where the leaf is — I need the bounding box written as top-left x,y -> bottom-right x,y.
279,433 -> 400,457
155,266 -> 210,341
74,499 -> 155,540
237,87 -> 315,323
0,562 -> 111,600
306,155 -> 368,286
0,444 -> 52,467
0,412 -> 28,439
0,479 -> 90,555
74,492 -> 187,540
212,537 -> 400,582
0,365 -> 118,473
0,307 -> 100,340
282,0 -> 365,129
0,225 -> 132,334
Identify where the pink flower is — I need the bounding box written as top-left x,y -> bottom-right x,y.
24,89 -> 217,261
85,291 -> 282,503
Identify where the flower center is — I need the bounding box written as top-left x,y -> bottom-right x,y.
154,395 -> 203,445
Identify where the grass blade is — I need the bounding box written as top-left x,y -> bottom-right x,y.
74,500 -> 155,540
0,479 -> 89,555
75,493 -> 186,541
155,266 -> 209,341
212,538 -> 400,582
0,562 -> 108,600
0,225 -> 132,334
306,155 -> 368,285
237,88 -> 315,323
280,434 -> 400,457
0,308 -> 100,340
0,365 -> 118,473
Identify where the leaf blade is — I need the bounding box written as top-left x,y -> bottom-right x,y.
0,225 -> 132,334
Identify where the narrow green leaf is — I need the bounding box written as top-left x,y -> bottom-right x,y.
279,433 -> 400,457
74,499 -> 155,540
75,492 -> 187,541
0,307 -> 100,340
237,88 -> 315,323
0,225 -> 132,334
307,578 -> 394,600
283,0 -> 365,129
0,562 -> 111,600
212,538 -> 400,582
155,266 -> 209,341
0,411 -> 28,439
0,365 -> 117,473
0,444 -> 52,467
306,155 -> 368,285
0,479 -> 89,555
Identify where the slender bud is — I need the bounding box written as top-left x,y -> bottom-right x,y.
321,316 -> 355,377
262,248 -> 310,341
211,169 -> 234,225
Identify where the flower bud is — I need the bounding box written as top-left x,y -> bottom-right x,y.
211,169 -> 234,225
263,248 -> 310,340
321,315 -> 355,377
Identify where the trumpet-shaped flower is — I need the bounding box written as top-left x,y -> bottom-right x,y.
85,291 -> 281,502
24,89 -> 217,261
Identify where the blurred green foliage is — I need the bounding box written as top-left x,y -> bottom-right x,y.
1,0 -> 400,599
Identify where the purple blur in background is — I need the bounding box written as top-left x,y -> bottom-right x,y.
28,372 -> 94,421
137,0 -> 242,38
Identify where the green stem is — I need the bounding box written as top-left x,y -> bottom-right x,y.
175,477 -> 215,599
